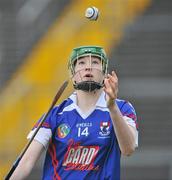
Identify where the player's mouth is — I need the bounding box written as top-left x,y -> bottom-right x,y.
84,74 -> 93,78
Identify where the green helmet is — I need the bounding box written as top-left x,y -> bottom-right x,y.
68,46 -> 108,75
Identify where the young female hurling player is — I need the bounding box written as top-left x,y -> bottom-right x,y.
10,46 -> 138,180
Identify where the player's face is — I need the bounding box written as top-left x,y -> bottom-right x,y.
73,56 -> 104,84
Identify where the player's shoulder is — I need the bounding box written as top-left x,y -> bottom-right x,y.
51,95 -> 75,116
115,98 -> 127,107
115,98 -> 135,111
116,98 -> 126,104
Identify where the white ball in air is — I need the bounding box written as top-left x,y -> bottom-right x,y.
85,7 -> 99,21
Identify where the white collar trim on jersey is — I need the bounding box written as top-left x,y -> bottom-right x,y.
96,91 -> 107,108
60,91 -> 108,119
69,91 -> 107,108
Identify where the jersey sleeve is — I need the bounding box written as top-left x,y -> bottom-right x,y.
27,107 -> 58,148
119,101 -> 139,147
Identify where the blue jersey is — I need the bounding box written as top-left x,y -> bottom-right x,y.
28,92 -> 138,180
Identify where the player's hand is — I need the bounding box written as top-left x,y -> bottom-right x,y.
103,71 -> 118,108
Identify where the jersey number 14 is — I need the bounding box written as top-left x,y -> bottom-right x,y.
78,127 -> 89,137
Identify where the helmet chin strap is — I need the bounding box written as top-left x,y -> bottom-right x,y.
73,81 -> 103,92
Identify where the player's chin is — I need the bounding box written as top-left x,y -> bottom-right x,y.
83,77 -> 94,81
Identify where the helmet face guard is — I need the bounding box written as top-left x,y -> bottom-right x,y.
68,46 -> 109,92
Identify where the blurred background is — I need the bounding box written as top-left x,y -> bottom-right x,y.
0,0 -> 172,179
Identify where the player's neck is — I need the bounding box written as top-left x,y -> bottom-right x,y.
76,89 -> 102,113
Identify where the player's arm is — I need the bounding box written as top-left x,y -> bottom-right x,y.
104,71 -> 137,156
10,140 -> 44,180
107,103 -> 137,156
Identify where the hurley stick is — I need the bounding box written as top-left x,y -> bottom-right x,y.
5,80 -> 68,180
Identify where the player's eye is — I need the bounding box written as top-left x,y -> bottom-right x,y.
92,60 -> 100,64
78,60 -> 85,65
